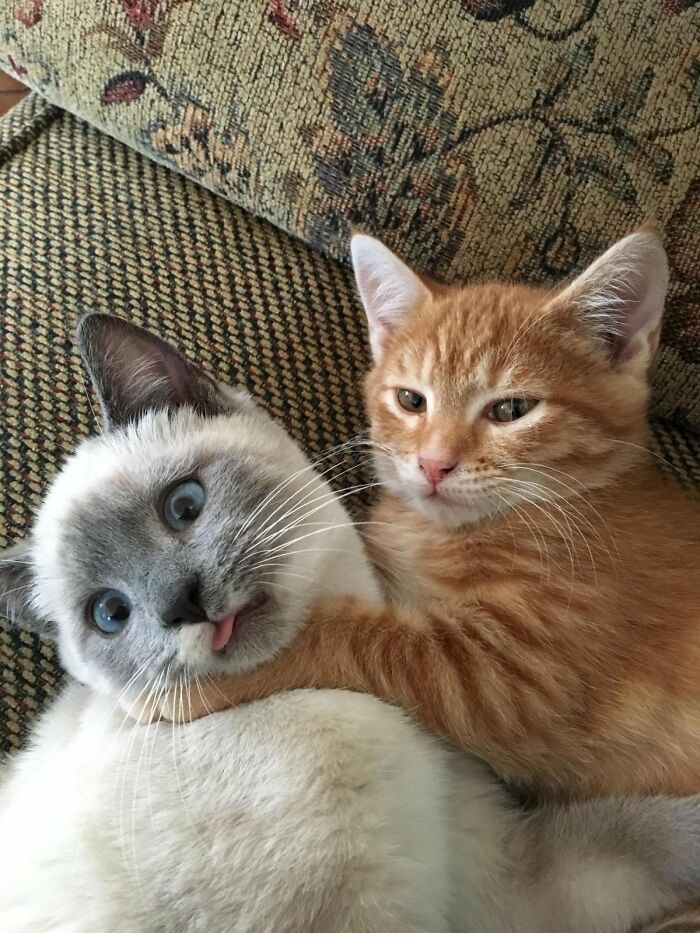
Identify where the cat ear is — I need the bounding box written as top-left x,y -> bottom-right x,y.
350,235 -> 431,360
552,227 -> 669,369
77,314 -> 226,430
0,542 -> 56,640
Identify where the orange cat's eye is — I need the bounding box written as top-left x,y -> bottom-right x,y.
489,397 -> 539,423
397,389 -> 427,413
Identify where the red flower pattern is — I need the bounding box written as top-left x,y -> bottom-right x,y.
15,0 -> 43,28
101,71 -> 150,105
120,0 -> 160,31
267,0 -> 301,40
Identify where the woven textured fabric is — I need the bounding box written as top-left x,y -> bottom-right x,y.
0,0 -> 699,430
0,95 -> 698,755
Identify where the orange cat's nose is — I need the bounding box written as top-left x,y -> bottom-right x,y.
419,457 -> 457,487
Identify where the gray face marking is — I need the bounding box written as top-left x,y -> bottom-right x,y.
56,447 -> 297,689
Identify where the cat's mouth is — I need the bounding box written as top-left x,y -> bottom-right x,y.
210,592 -> 269,653
211,614 -> 237,651
420,483 -> 455,502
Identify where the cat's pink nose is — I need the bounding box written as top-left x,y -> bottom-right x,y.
419,457 -> 457,487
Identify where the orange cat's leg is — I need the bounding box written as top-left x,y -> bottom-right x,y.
157,594 -> 696,795
160,597 -> 388,721
157,595 -> 581,790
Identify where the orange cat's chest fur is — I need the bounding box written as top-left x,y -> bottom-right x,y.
367,464 -> 700,795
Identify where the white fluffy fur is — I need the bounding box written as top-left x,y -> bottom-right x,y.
0,687 -> 454,933
0,686 -> 680,932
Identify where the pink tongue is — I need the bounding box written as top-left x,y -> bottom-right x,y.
211,614 -> 236,651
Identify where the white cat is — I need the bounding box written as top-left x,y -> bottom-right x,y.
0,314 -> 698,933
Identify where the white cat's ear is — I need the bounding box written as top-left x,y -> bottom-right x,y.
0,542 -> 56,640
351,235 -> 431,360
77,314 -> 227,430
552,227 -> 669,368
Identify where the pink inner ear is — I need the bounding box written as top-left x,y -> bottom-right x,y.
609,270 -> 652,363
351,235 -> 431,361
608,265 -> 666,366
355,265 -> 391,333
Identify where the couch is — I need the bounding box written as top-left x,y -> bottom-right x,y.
1,0 -> 698,755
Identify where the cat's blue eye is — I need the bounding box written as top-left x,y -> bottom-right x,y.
90,589 -> 131,635
162,479 -> 206,532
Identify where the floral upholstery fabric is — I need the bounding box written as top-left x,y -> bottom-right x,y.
1,0 -> 699,429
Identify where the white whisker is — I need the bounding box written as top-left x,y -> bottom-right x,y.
243,484 -> 384,563
499,480 -> 592,593
241,462 -> 377,557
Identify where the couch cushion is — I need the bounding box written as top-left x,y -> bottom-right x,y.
0,1 -> 699,431
0,95 -> 698,755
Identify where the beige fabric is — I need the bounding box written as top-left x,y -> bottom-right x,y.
0,0 -> 698,428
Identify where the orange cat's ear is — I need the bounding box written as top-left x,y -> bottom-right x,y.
350,235 -> 432,360
549,227 -> 669,370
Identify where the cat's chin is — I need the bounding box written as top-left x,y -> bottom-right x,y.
406,489 -> 499,530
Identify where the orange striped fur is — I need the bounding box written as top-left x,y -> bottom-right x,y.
169,229 -> 700,798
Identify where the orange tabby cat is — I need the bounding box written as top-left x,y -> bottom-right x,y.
163,227 -> 700,798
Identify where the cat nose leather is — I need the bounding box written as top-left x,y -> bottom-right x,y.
419,457 -> 457,487
164,578 -> 208,626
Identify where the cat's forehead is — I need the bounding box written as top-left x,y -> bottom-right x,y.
34,407 -> 293,545
388,283 -> 556,390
